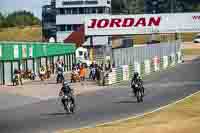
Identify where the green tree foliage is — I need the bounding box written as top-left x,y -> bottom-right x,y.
0,10 -> 41,28
112,0 -> 200,14
0,12 -> 5,28
111,0 -> 144,14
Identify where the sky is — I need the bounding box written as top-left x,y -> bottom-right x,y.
0,0 -> 51,19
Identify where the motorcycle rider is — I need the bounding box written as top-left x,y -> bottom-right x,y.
131,72 -> 143,96
56,65 -> 64,82
59,81 -> 75,108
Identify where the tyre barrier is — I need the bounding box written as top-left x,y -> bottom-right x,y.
103,52 -> 182,85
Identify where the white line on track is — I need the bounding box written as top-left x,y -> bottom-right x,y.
59,90 -> 200,133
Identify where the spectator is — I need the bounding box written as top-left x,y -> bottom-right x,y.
91,67 -> 96,80
79,65 -> 86,81
96,67 -> 101,81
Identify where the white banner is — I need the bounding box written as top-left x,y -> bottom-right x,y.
14,45 -> 19,58
85,13 -> 200,36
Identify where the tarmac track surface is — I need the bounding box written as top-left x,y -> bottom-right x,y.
0,58 -> 200,133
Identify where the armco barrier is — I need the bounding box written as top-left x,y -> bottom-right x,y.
104,52 -> 182,85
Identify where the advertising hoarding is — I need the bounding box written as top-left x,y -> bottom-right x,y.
85,13 -> 200,36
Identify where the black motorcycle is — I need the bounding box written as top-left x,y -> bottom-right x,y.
61,94 -> 75,114
132,80 -> 144,103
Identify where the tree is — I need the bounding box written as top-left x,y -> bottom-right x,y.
112,0 -> 145,14
0,10 -> 41,28
112,0 -> 200,14
0,12 -> 5,28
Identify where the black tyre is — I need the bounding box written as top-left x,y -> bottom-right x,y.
70,103 -> 75,114
64,101 -> 70,113
136,91 -> 140,103
141,87 -> 145,97
137,90 -> 143,103
139,90 -> 143,102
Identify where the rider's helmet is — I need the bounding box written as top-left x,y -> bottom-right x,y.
134,72 -> 139,78
63,80 -> 69,87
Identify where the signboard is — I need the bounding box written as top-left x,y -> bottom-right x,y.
22,45 -> 27,58
85,13 -> 200,36
0,46 -> 2,57
14,45 -> 19,58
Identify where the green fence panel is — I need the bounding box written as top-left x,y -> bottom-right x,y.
2,44 -> 14,60
0,42 -> 76,61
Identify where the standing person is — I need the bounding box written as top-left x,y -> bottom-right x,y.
89,62 -> 94,80
91,66 -> 96,81
56,59 -> 60,68
96,66 -> 101,83
79,65 -> 86,81
46,64 -> 51,79
19,70 -> 23,85
61,59 -> 65,71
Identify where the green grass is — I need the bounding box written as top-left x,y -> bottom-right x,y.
0,25 -> 197,44
133,33 -> 197,44
0,26 -> 42,42
182,49 -> 200,55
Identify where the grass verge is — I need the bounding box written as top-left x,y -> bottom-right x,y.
182,48 -> 200,55
59,92 -> 200,133
0,26 -> 42,42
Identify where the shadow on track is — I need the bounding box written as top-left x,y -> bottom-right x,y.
41,112 -> 72,116
113,100 -> 138,104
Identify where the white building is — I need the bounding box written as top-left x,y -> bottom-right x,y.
55,0 -> 111,46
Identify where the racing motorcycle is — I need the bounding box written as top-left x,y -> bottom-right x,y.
59,92 -> 75,114
63,95 -> 75,114
134,80 -> 144,103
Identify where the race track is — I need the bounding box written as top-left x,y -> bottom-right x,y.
0,58 -> 200,133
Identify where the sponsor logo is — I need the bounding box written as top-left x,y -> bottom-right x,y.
192,16 -> 200,20
88,16 -> 161,29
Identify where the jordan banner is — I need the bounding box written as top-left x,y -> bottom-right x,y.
85,13 -> 200,35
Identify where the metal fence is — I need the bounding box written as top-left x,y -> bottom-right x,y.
112,41 -> 181,67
